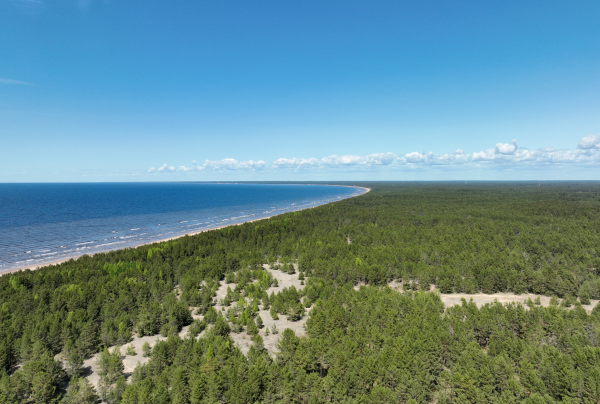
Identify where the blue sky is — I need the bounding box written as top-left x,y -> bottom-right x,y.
1,0 -> 599,182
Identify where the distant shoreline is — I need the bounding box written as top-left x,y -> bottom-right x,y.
1,185 -> 370,276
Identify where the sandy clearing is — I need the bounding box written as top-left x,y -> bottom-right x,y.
386,281 -> 600,313
213,263 -> 309,356
75,266 -> 600,393
439,292 -> 599,313
78,324 -> 195,390
80,262 -> 309,390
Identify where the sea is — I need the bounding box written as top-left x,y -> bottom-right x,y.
0,183 -> 364,273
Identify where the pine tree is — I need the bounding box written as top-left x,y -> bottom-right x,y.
77,320 -> 100,358
171,368 -> 191,404
252,335 -> 265,351
580,292 -> 591,305
142,341 -> 152,357
247,318 -> 259,336
213,316 -> 231,337
64,340 -> 83,378
63,377 -> 98,404
98,347 -> 125,402
30,372 -> 56,404
190,373 -> 207,404
126,344 -> 136,356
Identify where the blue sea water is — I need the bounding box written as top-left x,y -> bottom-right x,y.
0,183 -> 363,272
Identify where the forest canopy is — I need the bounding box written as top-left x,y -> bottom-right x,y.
1,181 -> 600,403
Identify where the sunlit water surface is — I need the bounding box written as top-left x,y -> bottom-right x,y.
0,183 -> 363,272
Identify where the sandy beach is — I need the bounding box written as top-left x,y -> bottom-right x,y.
1,186 -> 370,276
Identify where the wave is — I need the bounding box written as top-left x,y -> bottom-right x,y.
0,185 -> 364,272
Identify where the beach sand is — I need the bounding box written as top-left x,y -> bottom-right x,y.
2,186 -> 370,276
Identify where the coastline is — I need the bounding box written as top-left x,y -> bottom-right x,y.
1,186 -> 370,276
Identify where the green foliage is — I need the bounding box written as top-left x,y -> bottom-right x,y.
581,291 -> 592,305
126,344 -> 136,356
203,306 -> 218,324
1,341 -> 64,403
213,316 -> 231,337
115,284 -> 600,404
142,341 -> 152,357
187,319 -> 208,338
3,182 -> 600,402
103,261 -> 141,278
246,318 -> 258,336
62,377 -> 98,404
64,340 -> 83,378
97,346 -> 125,402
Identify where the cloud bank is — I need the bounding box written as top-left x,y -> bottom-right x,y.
151,159 -> 267,174
149,134 -> 600,174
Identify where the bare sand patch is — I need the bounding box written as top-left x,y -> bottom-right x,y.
439,292 -> 599,313
213,263 -> 309,356
79,324 -> 194,390
386,281 -> 599,313
80,262 -> 310,390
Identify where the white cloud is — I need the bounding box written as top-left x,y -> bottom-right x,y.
237,160 -> 267,170
363,152 -> 399,165
321,155 -> 364,166
174,159 -> 267,172
472,149 -> 496,161
157,164 -> 175,173
272,157 -> 320,169
404,151 -> 470,165
148,135 -> 600,175
177,161 -> 203,172
495,139 -> 518,155
404,152 -> 427,163
578,134 -> 600,150
321,153 -> 400,167
0,77 -> 33,85
398,137 -> 600,168
202,158 -> 266,171
272,153 -> 400,169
